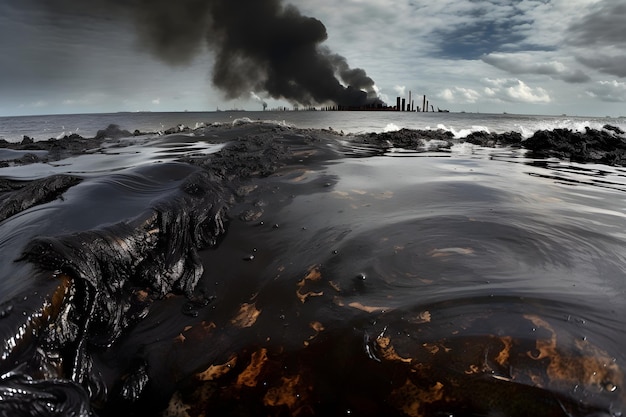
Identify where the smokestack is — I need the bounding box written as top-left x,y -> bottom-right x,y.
426,100 -> 429,112
38,0 -> 384,108
396,97 -> 401,111
408,91 -> 412,112
402,98 -> 406,112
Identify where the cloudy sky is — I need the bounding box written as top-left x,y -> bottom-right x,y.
1,0 -> 625,117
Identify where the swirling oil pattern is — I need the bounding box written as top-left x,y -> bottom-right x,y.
1,122 -> 626,416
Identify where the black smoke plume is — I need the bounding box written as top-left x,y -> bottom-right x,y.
48,0 -> 383,107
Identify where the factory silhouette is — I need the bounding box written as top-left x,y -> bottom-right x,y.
265,91 -> 449,112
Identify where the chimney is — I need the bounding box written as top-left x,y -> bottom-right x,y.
408,91 -> 412,112
422,95 -> 426,112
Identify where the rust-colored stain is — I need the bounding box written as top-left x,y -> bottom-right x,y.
230,302 -> 261,328
422,343 -> 439,355
296,265 -> 324,303
304,321 -> 325,347
310,321 -> 324,333
408,311 -> 431,324
134,289 -> 150,303
389,380 -> 444,417
196,354 -> 237,382
495,336 -> 513,366
428,247 -> 474,258
263,374 -> 311,415
376,335 -> 412,363
303,265 -> 321,281
46,273 -> 72,321
237,348 -> 268,388
523,314 -> 623,391
162,303 -> 623,415
348,301 -> 390,313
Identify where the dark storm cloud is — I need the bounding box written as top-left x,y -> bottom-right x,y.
567,2 -> 626,47
0,0 -> 114,95
38,0 -> 381,107
567,1 -> 626,78
434,20 -> 527,60
577,55 -> 626,78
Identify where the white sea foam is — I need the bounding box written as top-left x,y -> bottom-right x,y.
231,117 -> 295,129
430,124 -> 494,138
383,123 -> 400,132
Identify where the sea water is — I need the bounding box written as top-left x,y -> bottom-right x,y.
1,112 -> 625,415
1,110 -> 625,142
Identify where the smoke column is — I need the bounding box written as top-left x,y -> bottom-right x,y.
48,0 -> 383,107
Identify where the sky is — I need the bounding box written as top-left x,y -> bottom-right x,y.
1,0 -> 625,117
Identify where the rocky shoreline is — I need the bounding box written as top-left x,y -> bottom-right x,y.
2,123 -> 626,169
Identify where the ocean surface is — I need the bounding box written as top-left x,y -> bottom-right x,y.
1,110 -> 625,143
1,111 -> 626,416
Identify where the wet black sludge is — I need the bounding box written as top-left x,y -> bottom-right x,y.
0,123 -> 625,416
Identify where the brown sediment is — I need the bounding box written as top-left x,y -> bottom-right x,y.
296,265 -> 324,303
524,314 -> 623,392
236,348 -> 268,388
389,380 -> 445,417
230,302 -> 262,328
196,354 -> 237,382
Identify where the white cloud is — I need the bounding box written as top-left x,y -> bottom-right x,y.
438,87 -> 480,103
393,85 -> 406,97
152,98 -> 161,105
438,80 -> 551,106
484,87 -> 498,97
505,80 -> 551,103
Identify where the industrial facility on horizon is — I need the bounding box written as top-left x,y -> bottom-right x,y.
265,91 -> 449,112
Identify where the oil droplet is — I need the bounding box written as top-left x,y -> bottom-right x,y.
0,304 -> 13,319
603,381 -> 617,392
356,273 -> 366,281
243,254 -> 255,261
